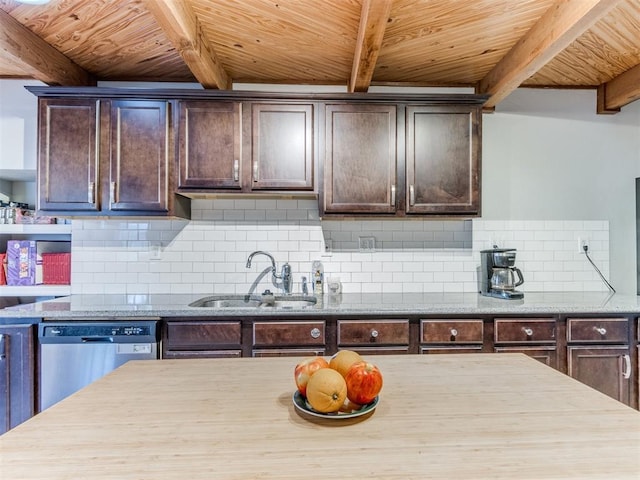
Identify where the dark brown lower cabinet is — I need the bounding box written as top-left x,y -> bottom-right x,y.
495,346 -> 558,368
252,321 -> 326,357
0,325 -> 36,435
162,321 -> 242,359
568,346 -> 631,405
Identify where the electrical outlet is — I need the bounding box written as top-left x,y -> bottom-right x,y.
358,236 -> 376,252
578,237 -> 590,254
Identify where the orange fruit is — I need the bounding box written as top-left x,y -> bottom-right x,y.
305,367 -> 347,413
329,349 -> 363,378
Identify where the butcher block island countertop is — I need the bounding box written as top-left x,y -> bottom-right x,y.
1,354 -> 639,479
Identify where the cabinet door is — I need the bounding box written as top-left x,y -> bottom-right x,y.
109,100 -> 169,212
0,325 -> 35,435
251,103 -> 313,190
38,99 -> 100,212
178,101 -> 242,189
406,105 -> 480,215
568,346 -> 632,405
323,104 -> 397,213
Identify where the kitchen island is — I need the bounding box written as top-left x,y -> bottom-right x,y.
1,354 -> 639,479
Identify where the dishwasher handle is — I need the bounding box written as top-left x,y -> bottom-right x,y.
81,336 -> 114,343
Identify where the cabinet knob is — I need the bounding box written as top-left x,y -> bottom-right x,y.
523,327 -> 533,337
110,181 -> 116,204
390,185 -> 396,207
594,326 -> 607,336
370,329 -> 379,339
450,328 -> 458,338
310,327 -> 321,339
0,334 -> 6,360
88,181 -> 95,204
409,184 -> 415,206
253,161 -> 259,182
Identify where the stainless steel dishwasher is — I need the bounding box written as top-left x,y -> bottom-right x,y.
38,320 -> 159,411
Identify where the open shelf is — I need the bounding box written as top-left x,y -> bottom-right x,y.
0,224 -> 72,235
0,285 -> 71,297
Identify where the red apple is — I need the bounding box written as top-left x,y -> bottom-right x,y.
344,361 -> 383,404
294,356 -> 329,396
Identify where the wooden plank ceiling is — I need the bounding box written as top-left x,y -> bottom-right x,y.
0,0 -> 639,113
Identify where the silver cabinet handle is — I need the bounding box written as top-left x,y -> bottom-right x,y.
391,184 -> 396,207
310,327 -> 321,339
622,354 -> 631,379
110,181 -> 116,204
409,184 -> 415,206
450,328 -> 458,338
253,161 -> 258,181
233,159 -> 239,181
88,181 -> 95,204
594,326 -> 607,336
370,329 -> 379,339
523,327 -> 533,337
0,334 -> 6,360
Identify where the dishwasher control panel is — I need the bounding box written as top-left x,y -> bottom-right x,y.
42,325 -> 152,337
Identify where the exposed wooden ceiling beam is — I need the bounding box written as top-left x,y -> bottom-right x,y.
597,63 -> 640,114
348,0 -> 393,93
144,0 -> 231,90
0,9 -> 92,86
477,0 -> 622,109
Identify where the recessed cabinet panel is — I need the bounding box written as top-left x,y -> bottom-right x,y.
38,99 -> 99,211
109,100 -> 169,212
251,104 -> 313,190
568,346 -> 631,404
178,101 -> 242,189
323,104 -> 397,213
406,106 -> 480,215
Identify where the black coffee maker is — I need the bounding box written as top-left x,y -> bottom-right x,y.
479,248 -> 524,299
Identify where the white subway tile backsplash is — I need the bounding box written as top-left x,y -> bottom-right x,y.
70,201 -> 612,295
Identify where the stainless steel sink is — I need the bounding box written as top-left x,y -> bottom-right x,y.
189,295 -> 317,309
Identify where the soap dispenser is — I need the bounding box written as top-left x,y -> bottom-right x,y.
312,260 -> 324,295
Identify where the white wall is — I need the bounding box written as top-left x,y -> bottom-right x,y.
482,89 -> 640,293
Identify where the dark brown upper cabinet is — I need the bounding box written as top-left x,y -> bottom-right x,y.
177,101 -> 314,193
322,104 -> 397,214
36,96 -> 189,218
108,100 -> 170,212
38,98 -> 100,212
321,101 -> 482,217
405,105 -> 480,215
177,101 -> 242,190
250,103 -> 314,191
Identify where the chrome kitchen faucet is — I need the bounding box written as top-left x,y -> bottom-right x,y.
246,251 -> 293,295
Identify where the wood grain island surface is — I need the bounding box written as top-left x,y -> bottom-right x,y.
1,354 -> 639,479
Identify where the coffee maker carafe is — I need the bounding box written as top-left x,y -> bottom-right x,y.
479,248 -> 524,299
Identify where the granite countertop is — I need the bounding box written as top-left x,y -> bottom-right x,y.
1,291 -> 640,321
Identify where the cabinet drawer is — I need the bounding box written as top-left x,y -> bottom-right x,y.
166,321 -> 241,349
253,321 -> 325,347
494,318 -> 556,344
421,319 -> 483,344
337,320 -> 409,346
567,318 -> 628,343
